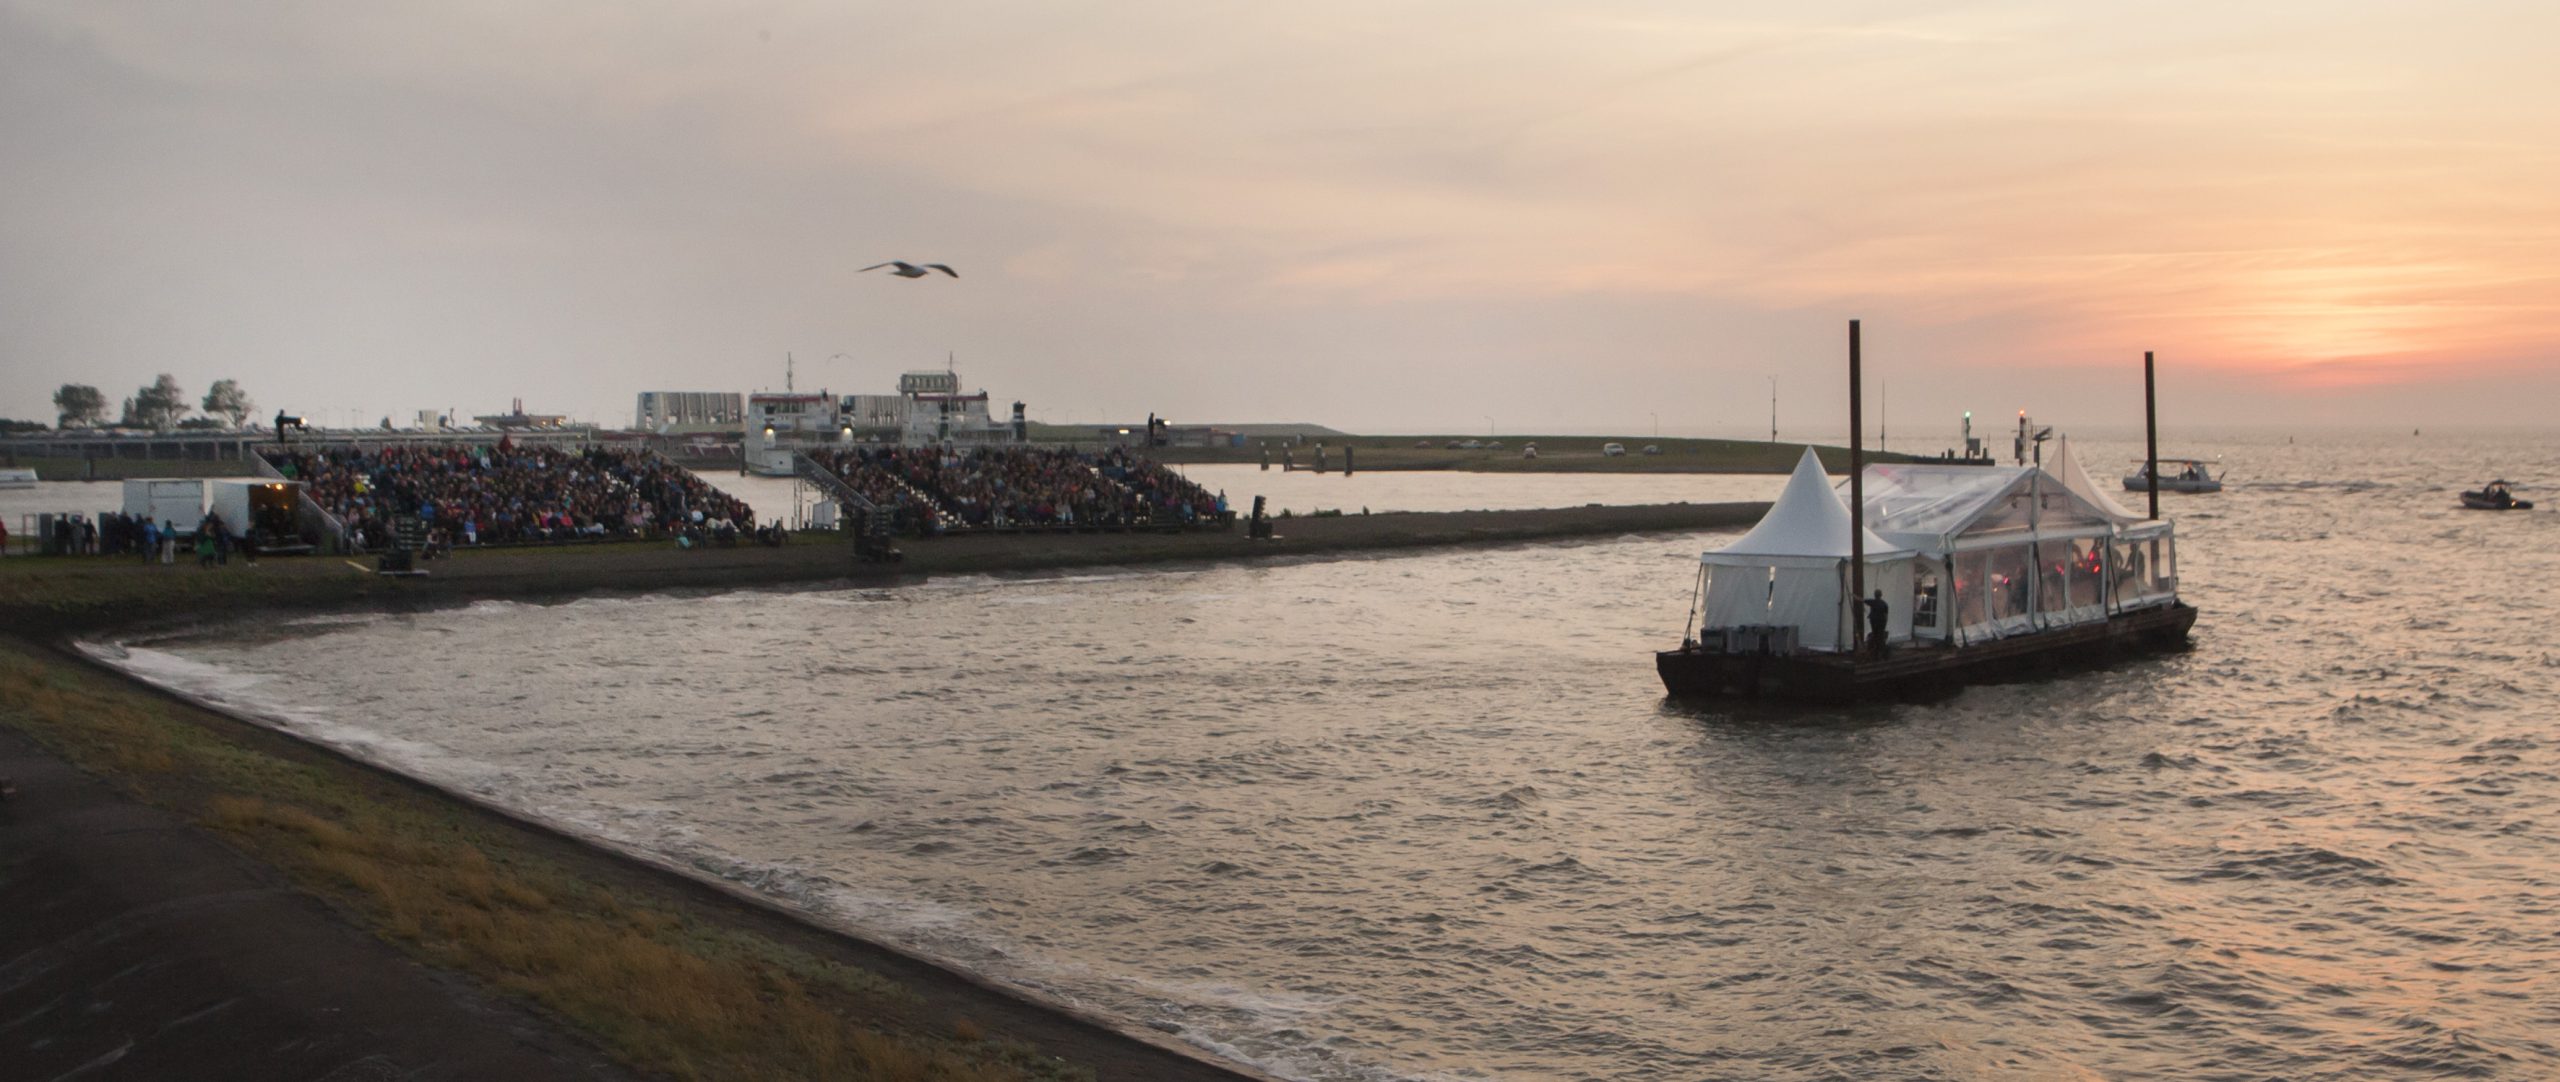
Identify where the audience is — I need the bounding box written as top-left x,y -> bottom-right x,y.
805,444 -> 1223,533
31,440 -> 1219,559
273,442 -> 753,550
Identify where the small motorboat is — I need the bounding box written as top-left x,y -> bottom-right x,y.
0,467 -> 37,490
2124,458 -> 2221,494
2460,480 -> 2533,511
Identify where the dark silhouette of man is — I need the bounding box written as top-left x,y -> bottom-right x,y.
1864,589 -> 1891,659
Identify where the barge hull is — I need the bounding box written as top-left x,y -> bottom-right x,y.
1657,602 -> 2197,703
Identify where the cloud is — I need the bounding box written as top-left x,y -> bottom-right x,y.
3,1 -> 2557,432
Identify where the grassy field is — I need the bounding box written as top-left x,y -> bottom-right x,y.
1,636 -> 1118,1081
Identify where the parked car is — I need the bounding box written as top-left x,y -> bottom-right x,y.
1521,443 -> 1540,459
1415,440 -> 1433,448
1642,445 -> 1662,455
1602,442 -> 1627,457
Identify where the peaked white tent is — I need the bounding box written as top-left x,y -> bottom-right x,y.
1698,447 -> 1915,652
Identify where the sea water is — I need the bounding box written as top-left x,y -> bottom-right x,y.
99,431 -> 2560,1080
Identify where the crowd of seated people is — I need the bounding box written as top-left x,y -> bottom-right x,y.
270,442 -> 753,550
1096,447 -> 1223,526
804,444 -> 1225,533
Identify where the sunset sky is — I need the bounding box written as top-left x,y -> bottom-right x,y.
5,1 -> 2555,438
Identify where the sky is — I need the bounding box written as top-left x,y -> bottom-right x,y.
4,1 -> 2556,441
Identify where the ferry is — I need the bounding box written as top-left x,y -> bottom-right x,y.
0,467 -> 35,490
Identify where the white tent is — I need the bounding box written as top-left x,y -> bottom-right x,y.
1698,447 -> 1915,652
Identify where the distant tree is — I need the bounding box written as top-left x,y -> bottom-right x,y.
52,383 -> 107,427
0,418 -> 50,434
127,374 -> 189,431
201,379 -> 255,426
177,416 -> 229,430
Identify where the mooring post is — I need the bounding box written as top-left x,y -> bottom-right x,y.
2144,351 -> 2160,521
1849,319 -> 1866,659
1345,446 -> 1355,477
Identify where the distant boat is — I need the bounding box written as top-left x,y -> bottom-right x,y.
0,467 -> 36,490
2460,480 -> 2533,511
2124,458 -> 2221,494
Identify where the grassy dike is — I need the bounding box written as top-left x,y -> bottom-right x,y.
1,502 -> 1762,1080
2,635 -> 1089,1081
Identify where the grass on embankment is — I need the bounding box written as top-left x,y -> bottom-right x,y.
0,638 -> 1090,1082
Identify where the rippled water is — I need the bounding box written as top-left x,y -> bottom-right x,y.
100,432 -> 2560,1080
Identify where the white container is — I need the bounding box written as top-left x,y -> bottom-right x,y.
208,479 -> 302,540
122,478 -> 207,533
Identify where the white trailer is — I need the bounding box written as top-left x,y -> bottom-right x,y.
208,479 -> 303,542
122,478 -> 207,533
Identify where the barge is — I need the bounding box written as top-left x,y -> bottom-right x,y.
1659,331 -> 2195,704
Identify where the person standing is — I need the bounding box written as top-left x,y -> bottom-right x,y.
1863,589 -> 1891,659
141,518 -> 160,563
159,519 -> 177,565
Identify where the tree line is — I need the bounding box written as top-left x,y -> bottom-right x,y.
36,377 -> 258,432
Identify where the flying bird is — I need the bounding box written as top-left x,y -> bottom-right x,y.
861,261 -> 958,278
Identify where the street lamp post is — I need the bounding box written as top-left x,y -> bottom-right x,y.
1767,377 -> 1778,443
1483,415 -> 1494,436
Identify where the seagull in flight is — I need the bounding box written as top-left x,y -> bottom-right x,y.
861,261 -> 958,278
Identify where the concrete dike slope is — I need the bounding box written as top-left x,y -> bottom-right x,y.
0,501 -> 1762,1082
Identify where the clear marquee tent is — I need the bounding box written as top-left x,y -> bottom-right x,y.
1696,442 -> 2180,652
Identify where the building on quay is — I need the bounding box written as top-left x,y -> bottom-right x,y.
742,368 -> 1028,472
636,391 -> 745,432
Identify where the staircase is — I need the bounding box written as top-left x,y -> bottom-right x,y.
790,452 -> 875,513
251,445 -> 350,554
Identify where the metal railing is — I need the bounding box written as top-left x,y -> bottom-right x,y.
791,452 -> 880,518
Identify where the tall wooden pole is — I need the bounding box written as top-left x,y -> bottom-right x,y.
1849,320 -> 1866,656
2144,350 -> 2160,520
